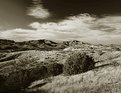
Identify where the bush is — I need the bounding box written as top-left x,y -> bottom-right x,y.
3,66 -> 48,92
0,62 -> 63,93
29,65 -> 48,81
4,70 -> 29,92
46,63 -> 63,76
63,52 -> 95,75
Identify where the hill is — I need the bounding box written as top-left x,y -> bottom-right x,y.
0,39 -> 64,52
0,39 -> 121,93
0,39 -> 86,52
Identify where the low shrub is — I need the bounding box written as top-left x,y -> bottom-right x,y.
0,62 -> 63,93
46,63 -> 63,76
63,52 -> 95,75
29,65 -> 48,81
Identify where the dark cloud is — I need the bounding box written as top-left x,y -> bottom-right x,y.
1,0 -> 121,30
41,0 -> 121,19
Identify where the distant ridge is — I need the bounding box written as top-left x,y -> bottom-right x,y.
0,39 -> 85,52
1,39 -> 120,52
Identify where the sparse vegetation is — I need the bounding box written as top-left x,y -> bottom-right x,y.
1,39 -> 121,93
0,56 -> 63,93
0,53 -> 21,62
46,63 -> 63,76
63,52 -> 95,75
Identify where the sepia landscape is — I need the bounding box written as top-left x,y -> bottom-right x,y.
0,39 -> 121,93
1,0 -> 121,93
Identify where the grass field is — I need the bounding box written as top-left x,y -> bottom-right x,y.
0,44 -> 121,93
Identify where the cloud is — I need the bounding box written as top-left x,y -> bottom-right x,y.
27,0 -> 50,19
30,14 -> 94,31
29,14 -> 108,42
91,16 -> 121,33
1,14 -> 121,44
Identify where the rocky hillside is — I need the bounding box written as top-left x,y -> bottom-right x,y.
0,39 -> 62,52
0,39 -> 121,93
1,39 -> 121,52
0,39 -> 85,52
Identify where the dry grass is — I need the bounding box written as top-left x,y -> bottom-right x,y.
27,65 -> 121,93
0,51 -> 64,93
1,49 -> 121,93
26,50 -> 121,93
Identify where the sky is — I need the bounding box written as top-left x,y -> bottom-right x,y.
0,0 -> 121,44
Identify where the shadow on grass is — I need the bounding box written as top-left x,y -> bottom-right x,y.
0,63 -> 63,93
0,53 -> 22,62
95,61 -> 120,69
95,63 -> 111,69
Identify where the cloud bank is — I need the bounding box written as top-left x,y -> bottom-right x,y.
27,0 -> 50,19
1,14 -> 121,44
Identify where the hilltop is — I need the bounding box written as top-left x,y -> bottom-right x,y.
1,39 -> 121,52
0,39 -> 84,52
